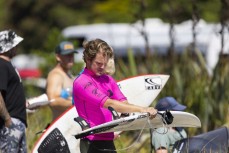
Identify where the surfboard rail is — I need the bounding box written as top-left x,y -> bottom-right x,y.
74,111 -> 201,139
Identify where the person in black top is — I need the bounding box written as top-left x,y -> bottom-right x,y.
0,30 -> 27,153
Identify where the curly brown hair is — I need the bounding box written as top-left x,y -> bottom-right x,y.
82,38 -> 113,62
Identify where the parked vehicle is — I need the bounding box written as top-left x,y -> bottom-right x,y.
62,18 -> 229,72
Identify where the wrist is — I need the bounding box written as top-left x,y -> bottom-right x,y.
140,107 -> 146,113
4,116 -> 11,122
4,117 -> 12,128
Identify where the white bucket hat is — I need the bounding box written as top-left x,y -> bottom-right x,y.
0,30 -> 23,54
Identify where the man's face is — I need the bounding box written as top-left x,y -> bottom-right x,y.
87,52 -> 109,76
6,47 -> 17,59
57,53 -> 74,69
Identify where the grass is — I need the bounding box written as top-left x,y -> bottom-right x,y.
26,106 -> 52,152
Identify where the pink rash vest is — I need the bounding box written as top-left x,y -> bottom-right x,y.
73,68 -> 127,140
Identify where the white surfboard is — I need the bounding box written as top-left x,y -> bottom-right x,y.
117,74 -> 169,107
74,111 -> 201,139
32,74 -> 169,153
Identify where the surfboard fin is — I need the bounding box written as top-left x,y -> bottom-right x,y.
108,106 -> 120,120
74,117 -> 90,131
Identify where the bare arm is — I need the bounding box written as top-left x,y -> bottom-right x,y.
103,98 -> 157,117
0,92 -> 11,127
46,72 -> 72,111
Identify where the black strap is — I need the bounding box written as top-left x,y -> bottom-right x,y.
74,117 -> 90,131
108,106 -> 120,120
174,127 -> 185,139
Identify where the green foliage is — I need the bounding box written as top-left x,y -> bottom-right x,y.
0,1 -> 7,28
209,55 -> 229,129
199,0 -> 221,22
26,107 -> 52,151
93,0 -> 137,23
127,49 -> 137,76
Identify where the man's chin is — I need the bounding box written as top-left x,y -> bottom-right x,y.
96,71 -> 104,76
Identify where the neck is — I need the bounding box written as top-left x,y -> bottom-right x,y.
0,55 -> 10,61
57,63 -> 68,72
56,64 -> 72,78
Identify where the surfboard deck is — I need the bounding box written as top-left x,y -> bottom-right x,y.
32,74 -> 170,153
74,111 -> 201,139
116,74 -> 169,107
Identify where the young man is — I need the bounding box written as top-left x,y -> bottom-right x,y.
46,41 -> 78,121
73,38 -> 157,153
151,97 -> 187,153
0,30 -> 27,153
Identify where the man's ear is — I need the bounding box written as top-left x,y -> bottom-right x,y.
85,59 -> 91,65
56,54 -> 61,62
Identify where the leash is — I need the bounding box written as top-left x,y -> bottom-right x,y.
100,114 -> 150,152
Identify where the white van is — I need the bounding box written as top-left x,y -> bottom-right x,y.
62,18 -> 229,73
